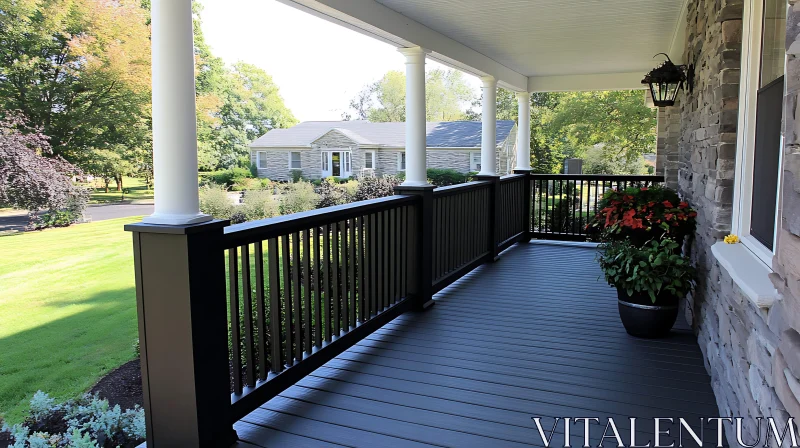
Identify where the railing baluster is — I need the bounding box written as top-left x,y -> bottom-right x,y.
358,215 -> 365,322
241,244 -> 256,387
313,228 -> 321,348
332,223 -> 340,337
382,209 -> 390,310
349,218 -> 356,328
267,238 -> 282,373
228,248 -> 242,394
281,235 -> 293,366
338,220 -> 348,333
254,241 -> 267,381
291,233 -> 302,363
369,212 -> 377,318
302,229 -> 311,355
323,224 -> 331,342
389,208 -> 397,305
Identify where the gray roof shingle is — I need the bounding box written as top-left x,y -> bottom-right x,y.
249,120 -> 515,149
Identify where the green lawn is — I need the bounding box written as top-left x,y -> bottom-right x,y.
0,217 -> 141,424
88,176 -> 153,203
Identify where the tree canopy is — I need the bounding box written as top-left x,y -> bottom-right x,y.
344,69 -> 475,122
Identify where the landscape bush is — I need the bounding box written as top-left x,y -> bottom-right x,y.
290,169 -> 303,183
316,178 -> 351,208
29,190 -> 90,230
199,184 -> 234,219
231,177 -> 262,191
0,391 -> 145,447
208,167 -> 251,188
426,168 -> 468,186
279,181 -> 319,215
241,190 -> 279,221
353,175 -> 401,201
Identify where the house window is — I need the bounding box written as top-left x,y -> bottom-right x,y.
734,0 -> 787,262
397,152 -> 406,171
321,152 -> 329,171
257,151 -> 267,169
470,152 -> 481,172
364,151 -> 375,169
344,151 -> 351,173
289,152 -> 302,169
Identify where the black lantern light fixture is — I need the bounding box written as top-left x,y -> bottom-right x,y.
642,53 -> 694,107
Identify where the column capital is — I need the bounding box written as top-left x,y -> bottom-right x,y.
398,46 -> 429,62
515,91 -> 531,101
480,75 -> 497,87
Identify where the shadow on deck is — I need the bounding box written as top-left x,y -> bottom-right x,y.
234,242 -> 722,447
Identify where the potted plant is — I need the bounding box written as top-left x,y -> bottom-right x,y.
587,186 -> 697,247
597,238 -> 696,338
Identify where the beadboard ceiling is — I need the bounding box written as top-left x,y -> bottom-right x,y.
374,0 -> 685,77
278,0 -> 687,91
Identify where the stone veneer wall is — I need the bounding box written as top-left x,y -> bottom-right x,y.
675,0 -> 800,443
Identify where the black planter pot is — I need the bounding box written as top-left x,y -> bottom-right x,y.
616,289 -> 679,338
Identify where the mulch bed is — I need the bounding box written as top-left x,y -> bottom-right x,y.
89,359 -> 144,411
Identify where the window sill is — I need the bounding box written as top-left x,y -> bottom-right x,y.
710,241 -> 779,309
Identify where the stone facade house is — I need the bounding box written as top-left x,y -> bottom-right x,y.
249,120 -> 517,181
652,0 -> 800,442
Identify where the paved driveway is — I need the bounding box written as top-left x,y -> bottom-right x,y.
0,203 -> 154,233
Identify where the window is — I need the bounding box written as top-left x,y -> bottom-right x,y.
364,151 -> 375,169
321,152 -> 329,171
470,152 -> 481,172
734,0 -> 787,263
257,151 -> 267,169
289,152 -> 302,169
397,152 -> 406,171
344,152 -> 351,173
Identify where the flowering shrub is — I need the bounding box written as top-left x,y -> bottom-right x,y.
587,186 -> 697,243
1,391 -> 145,447
279,181 -> 319,215
352,175 -> 401,201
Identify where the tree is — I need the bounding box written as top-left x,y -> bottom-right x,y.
0,0 -> 152,167
0,114 -> 83,215
345,69 -> 477,123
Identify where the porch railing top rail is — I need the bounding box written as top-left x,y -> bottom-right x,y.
499,173 -> 526,182
432,180 -> 490,197
530,174 -> 665,182
222,195 -> 417,248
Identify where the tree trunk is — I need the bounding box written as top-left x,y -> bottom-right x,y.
104,179 -> 110,193
115,176 -> 122,192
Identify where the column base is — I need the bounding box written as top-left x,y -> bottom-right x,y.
142,212 -> 213,226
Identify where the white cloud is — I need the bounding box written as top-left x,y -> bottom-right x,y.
198,0 -> 481,122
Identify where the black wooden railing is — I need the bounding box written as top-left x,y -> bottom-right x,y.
431,182 -> 491,293
126,172 -> 661,446
221,195 -> 415,421
530,174 -> 664,241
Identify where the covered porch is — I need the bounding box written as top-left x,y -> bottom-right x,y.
130,1 -> 727,447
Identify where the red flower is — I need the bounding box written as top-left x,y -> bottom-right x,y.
663,200 -> 674,208
664,213 -> 674,221
648,201 -> 656,207
688,211 -> 697,218
640,187 -> 649,191
679,202 -> 689,209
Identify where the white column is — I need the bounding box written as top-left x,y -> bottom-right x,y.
143,0 -> 210,225
515,91 -> 532,171
398,47 -> 429,186
479,76 -> 498,176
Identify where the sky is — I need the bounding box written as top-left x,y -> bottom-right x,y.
199,0 -> 482,122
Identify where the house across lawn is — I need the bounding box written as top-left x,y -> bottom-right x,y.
249,120 -> 517,180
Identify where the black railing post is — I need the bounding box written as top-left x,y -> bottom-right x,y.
473,175 -> 501,261
125,220 -> 237,447
394,185 -> 436,310
514,170 -> 532,242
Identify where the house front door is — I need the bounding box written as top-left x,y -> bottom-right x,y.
321,150 -> 352,178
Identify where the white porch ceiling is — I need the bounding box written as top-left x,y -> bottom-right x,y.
278,0 -> 688,92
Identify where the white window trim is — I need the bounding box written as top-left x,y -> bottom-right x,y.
397,152 -> 406,172
288,151 -> 302,169
732,0 -> 786,268
470,151 -> 481,172
364,151 -> 375,169
256,151 -> 267,169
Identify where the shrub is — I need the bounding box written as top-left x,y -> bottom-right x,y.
426,168 -> 467,187
0,391 -> 145,447
209,167 -> 251,188
29,190 -> 89,230
242,190 -> 279,221
231,178 -> 262,192
199,184 -> 234,219
342,180 -> 359,197
260,178 -> 273,190
250,163 -> 258,178
290,169 -> 303,183
229,211 -> 247,224
316,179 -> 351,208
280,181 -> 319,215
353,175 -> 401,201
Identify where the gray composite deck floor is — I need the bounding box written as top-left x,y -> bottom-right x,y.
234,242 -> 722,448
